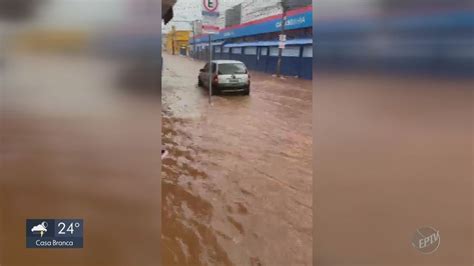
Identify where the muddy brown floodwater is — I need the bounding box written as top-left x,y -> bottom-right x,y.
161,53 -> 313,265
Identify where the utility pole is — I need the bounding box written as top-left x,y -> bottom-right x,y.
276,0 -> 288,77
171,26 -> 176,55
191,20 -> 197,58
208,34 -> 213,104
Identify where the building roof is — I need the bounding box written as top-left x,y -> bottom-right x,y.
223,39 -> 312,47
191,6 -> 312,43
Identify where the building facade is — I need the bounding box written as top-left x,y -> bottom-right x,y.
166,26 -> 191,55
190,2 -> 313,79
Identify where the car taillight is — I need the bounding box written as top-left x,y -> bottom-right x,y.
213,75 -> 218,85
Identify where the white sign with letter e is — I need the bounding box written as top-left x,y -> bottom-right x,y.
202,0 -> 220,34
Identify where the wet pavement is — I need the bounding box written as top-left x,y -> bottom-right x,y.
161,53 -> 313,265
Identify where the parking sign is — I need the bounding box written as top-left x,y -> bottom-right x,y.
202,0 -> 220,34
203,0 -> 219,12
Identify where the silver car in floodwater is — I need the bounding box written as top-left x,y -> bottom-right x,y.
198,60 -> 250,95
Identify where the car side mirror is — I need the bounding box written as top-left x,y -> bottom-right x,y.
199,68 -> 205,72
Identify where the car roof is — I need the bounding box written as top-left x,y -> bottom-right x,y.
211,60 -> 245,65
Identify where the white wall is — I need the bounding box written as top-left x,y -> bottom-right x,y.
241,0 -> 282,24
217,0 -> 245,28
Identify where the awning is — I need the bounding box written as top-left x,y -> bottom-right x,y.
192,41 -> 224,47
224,39 -> 312,48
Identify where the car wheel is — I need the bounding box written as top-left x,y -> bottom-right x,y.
242,88 -> 250,95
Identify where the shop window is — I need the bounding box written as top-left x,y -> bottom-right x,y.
260,47 -> 268,56
215,46 -> 222,53
223,47 -> 230,53
302,45 -> 313,58
244,47 -> 257,55
282,46 -> 301,57
231,47 -> 242,54
269,47 -> 279,56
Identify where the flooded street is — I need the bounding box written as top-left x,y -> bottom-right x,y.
3,42 -> 468,266
161,53 -> 313,265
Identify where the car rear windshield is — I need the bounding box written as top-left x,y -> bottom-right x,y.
218,63 -> 247,74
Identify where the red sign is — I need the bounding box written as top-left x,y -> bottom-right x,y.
202,25 -> 220,32
203,0 -> 218,12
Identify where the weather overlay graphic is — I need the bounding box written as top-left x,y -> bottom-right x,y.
26,219 -> 83,248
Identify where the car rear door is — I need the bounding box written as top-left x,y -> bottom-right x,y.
217,63 -> 248,85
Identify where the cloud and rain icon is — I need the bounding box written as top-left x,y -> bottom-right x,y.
31,221 -> 48,237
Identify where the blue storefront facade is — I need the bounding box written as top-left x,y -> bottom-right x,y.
190,6 -> 313,79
